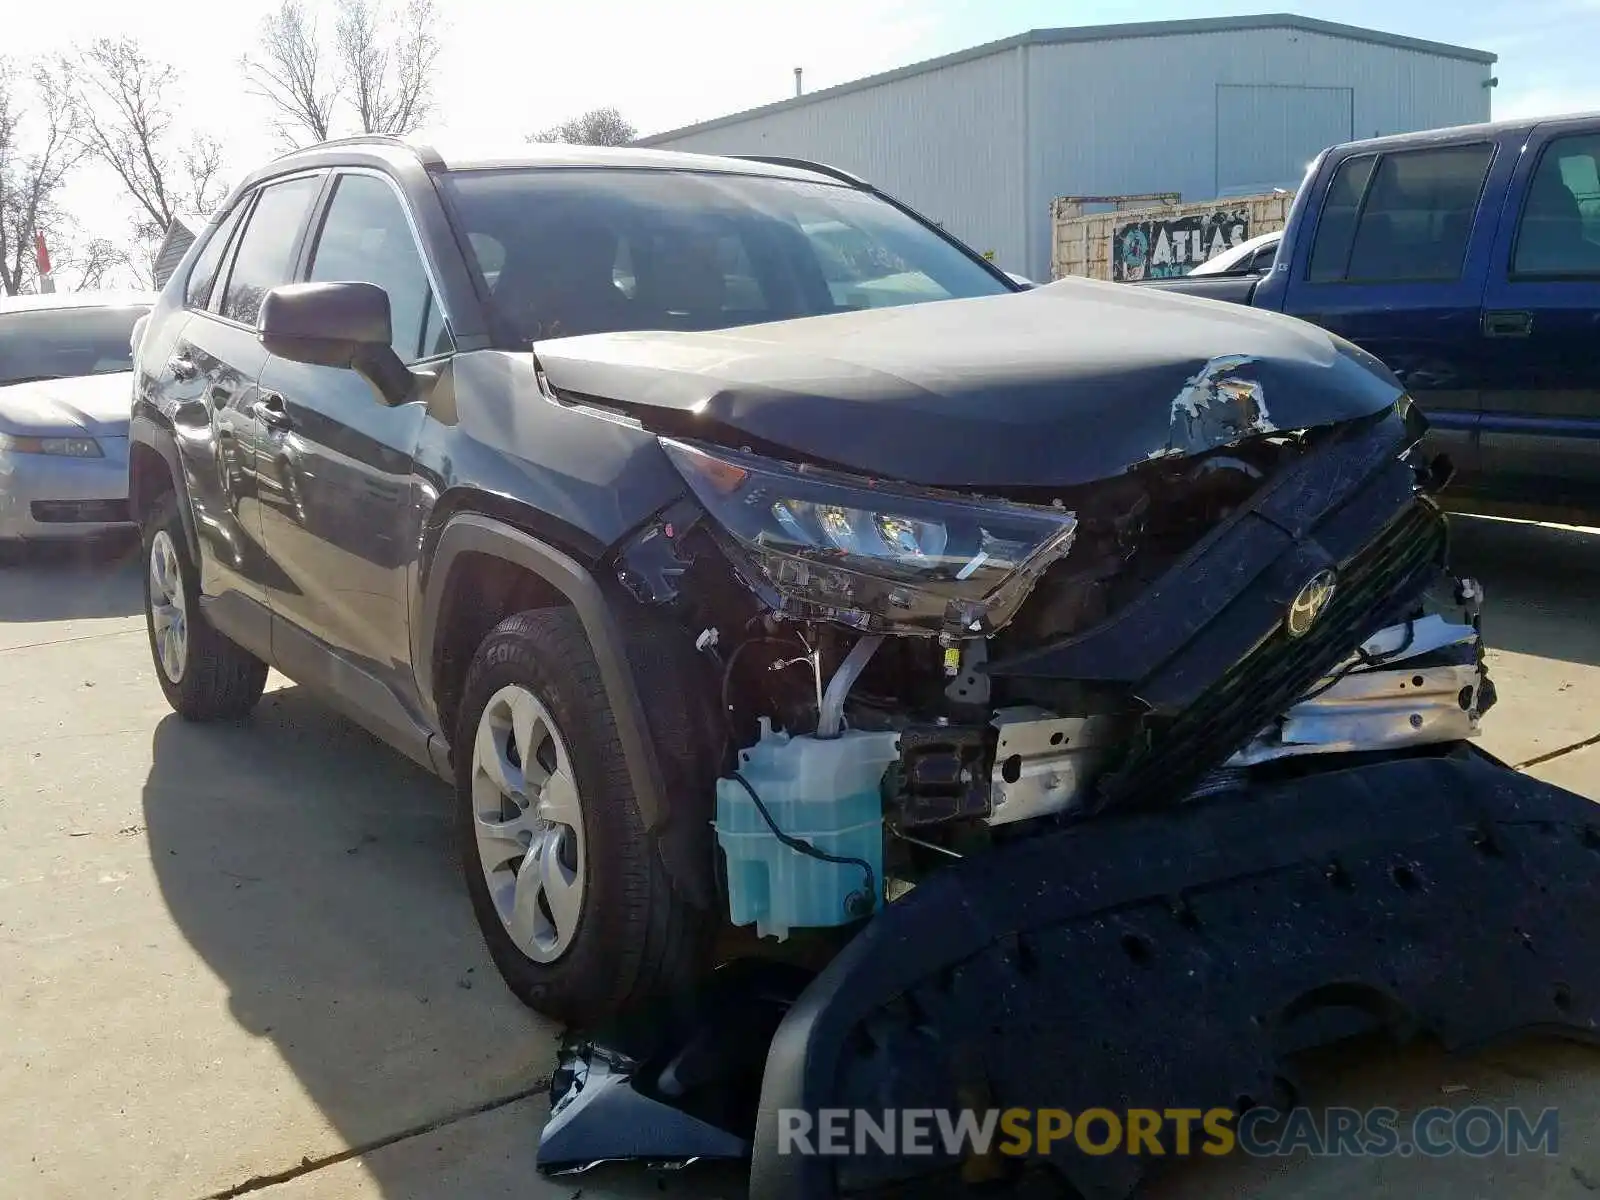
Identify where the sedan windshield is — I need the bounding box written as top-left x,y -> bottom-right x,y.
440,168 -> 1013,343
0,306 -> 150,387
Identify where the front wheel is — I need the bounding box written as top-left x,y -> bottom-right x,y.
456,608 -> 709,1025
141,495 -> 268,721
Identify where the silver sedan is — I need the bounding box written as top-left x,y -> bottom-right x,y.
0,291 -> 155,545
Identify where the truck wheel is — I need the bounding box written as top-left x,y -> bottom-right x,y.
456,608 -> 709,1025
141,496 -> 268,720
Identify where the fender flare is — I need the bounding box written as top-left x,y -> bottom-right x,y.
127,412 -> 201,563
417,513 -> 668,833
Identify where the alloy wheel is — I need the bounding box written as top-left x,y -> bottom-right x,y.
148,530 -> 188,684
470,684 -> 587,963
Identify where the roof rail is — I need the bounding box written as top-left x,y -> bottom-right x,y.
268,133 -> 444,169
724,155 -> 869,188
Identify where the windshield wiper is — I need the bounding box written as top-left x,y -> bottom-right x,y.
1,374 -> 67,386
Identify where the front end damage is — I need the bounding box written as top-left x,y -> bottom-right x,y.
617,394 -> 1490,850
537,376 -> 1590,1195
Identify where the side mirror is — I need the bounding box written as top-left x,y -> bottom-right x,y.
258,281 -> 412,405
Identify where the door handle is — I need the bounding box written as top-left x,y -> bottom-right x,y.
168,355 -> 199,380
1482,310 -> 1533,338
252,392 -> 293,430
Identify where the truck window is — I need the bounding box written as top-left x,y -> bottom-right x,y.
1512,133 -> 1600,277
1307,156 -> 1375,281
1305,156 -> 1369,281
1310,145 -> 1493,283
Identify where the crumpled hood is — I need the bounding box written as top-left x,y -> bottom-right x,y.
0,372 -> 134,438
532,277 -> 1404,489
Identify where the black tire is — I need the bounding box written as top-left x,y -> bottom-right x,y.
455,607 -> 711,1026
141,494 -> 268,721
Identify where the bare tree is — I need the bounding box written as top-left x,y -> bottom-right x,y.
59,236 -> 121,291
60,38 -> 229,287
530,106 -> 637,147
0,60 -> 81,295
244,0 -> 441,148
243,1 -> 337,147
338,0 -> 440,137
65,39 -> 228,234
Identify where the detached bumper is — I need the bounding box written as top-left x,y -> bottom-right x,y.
0,437 -> 132,540
749,751 -> 1600,1200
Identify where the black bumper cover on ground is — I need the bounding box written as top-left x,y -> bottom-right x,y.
746,751 -> 1600,1199
536,752 -> 1600,1197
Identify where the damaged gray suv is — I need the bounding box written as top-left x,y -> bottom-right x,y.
130,137 -> 1506,1036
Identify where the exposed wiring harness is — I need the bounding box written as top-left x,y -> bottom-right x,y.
1296,618 -> 1417,704
717,635 -> 810,769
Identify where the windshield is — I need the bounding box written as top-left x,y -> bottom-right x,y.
0,305 -> 150,387
441,168 -> 1012,343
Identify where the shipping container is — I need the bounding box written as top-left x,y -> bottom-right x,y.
1051,191 -> 1296,282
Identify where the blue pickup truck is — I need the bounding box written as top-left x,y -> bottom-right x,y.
1142,114 -> 1600,523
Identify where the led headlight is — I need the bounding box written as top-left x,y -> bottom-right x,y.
0,432 -> 103,458
661,438 -> 1078,637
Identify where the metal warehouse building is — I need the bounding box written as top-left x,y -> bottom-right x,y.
637,14 -> 1496,282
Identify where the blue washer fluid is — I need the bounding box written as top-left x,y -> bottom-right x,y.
714,718 -> 901,940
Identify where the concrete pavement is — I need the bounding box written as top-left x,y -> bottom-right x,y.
0,517 -> 1596,1199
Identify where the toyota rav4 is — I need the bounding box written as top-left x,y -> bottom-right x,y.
131,138 -> 1556,1055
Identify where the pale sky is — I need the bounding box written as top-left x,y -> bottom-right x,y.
11,0 -> 1600,282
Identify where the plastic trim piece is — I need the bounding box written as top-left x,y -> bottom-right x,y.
418,513 -> 668,830
127,408 -> 201,564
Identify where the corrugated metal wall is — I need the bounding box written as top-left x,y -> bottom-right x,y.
643,51 -> 1029,272
645,24 -> 1492,283
1024,27 -> 1490,278
1215,84 -> 1354,193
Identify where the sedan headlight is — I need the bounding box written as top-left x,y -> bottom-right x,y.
0,432 -> 103,458
661,438 -> 1078,637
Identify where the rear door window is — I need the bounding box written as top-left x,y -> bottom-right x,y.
1309,145 -> 1493,283
218,175 -> 323,326
1511,132 -> 1600,277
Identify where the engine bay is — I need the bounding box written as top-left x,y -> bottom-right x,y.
613,404 -> 1492,942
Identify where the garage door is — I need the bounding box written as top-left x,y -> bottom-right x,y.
1215,84 -> 1354,195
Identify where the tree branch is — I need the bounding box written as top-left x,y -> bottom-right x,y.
243,0 -> 338,148
530,106 -> 637,147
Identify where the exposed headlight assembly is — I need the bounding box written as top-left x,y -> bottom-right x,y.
661,438 -> 1078,638
0,432 -> 103,458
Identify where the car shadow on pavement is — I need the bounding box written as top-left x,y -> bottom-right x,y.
1448,516 -> 1600,669
141,686 -> 565,1193
0,536 -> 144,621
141,684 -> 749,1199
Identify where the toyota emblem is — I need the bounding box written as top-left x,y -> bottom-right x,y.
1287,569 -> 1337,638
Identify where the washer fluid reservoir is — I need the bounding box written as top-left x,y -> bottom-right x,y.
714,718 -> 899,940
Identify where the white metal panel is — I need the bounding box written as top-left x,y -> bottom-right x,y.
642,22 -> 1493,284
1216,84 -> 1353,194
645,52 -> 1029,273
1025,26 -> 1491,279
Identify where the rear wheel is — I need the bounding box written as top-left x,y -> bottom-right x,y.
141,495 -> 268,720
456,608 -> 709,1025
